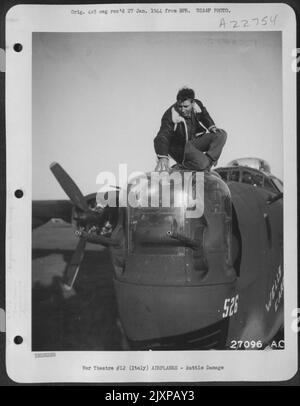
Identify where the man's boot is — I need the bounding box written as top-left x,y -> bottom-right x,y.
204,152 -> 216,171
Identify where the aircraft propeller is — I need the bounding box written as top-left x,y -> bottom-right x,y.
50,162 -> 117,289
63,238 -> 87,290
50,162 -> 90,212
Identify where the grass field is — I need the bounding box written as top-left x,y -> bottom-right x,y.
32,221 -> 123,351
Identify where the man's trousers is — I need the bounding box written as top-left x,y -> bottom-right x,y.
170,129 -> 227,170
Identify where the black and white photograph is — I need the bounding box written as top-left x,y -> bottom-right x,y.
5,3 -> 297,383
31,29 -> 285,352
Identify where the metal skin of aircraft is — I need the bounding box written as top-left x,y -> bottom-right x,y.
32,158 -> 284,351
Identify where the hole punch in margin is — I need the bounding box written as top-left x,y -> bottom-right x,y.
13,43 -> 23,52
14,189 -> 23,198
14,335 -> 23,345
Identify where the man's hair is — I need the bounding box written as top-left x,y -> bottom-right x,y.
176,87 -> 195,103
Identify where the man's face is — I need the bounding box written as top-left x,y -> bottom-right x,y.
177,99 -> 193,118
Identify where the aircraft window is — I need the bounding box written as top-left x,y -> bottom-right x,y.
241,171 -> 263,187
223,195 -> 232,218
129,208 -> 184,255
193,223 -> 208,273
216,170 -> 228,181
263,177 -> 278,193
270,177 -> 283,193
228,170 -> 240,182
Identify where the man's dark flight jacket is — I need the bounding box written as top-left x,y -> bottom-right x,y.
154,99 -> 215,163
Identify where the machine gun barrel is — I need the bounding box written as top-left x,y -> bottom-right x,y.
75,230 -> 120,247
167,231 -> 200,249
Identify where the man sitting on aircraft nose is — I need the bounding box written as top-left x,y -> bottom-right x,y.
154,87 -> 227,172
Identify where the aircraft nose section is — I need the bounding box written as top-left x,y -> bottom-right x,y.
114,171 -> 236,286
109,171 -> 238,349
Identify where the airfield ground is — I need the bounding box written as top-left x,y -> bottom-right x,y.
32,221 -> 123,351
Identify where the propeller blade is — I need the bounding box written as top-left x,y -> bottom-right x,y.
63,238 -> 87,289
50,162 -> 89,212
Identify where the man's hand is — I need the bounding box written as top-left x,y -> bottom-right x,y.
155,157 -> 170,172
210,125 -> 219,133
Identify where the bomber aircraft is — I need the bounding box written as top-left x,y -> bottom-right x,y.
32,157 -> 283,350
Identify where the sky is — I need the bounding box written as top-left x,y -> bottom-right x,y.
32,31 -> 282,199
